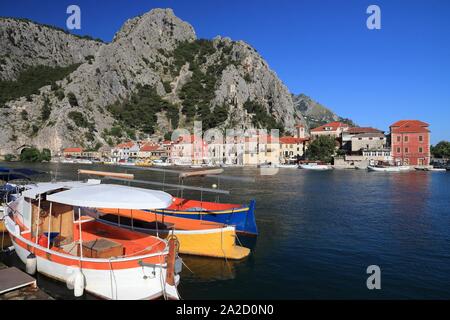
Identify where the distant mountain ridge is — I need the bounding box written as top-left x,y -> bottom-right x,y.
0,9 -> 353,156
292,94 -> 356,129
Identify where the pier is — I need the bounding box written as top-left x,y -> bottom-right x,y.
0,262 -> 53,300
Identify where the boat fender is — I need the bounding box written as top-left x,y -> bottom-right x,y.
175,256 -> 183,274
26,253 -> 37,275
73,268 -> 85,297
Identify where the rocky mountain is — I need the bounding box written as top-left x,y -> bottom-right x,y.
293,94 -> 355,129
0,17 -> 103,81
1,8 -> 307,156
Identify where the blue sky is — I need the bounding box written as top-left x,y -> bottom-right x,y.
1,0 -> 449,143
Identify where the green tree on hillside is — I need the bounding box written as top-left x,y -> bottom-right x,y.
431,141 -> 450,158
305,136 -> 337,163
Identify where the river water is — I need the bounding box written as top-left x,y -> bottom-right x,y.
1,162 -> 450,299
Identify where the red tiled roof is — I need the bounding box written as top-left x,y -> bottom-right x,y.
310,121 -> 349,132
279,136 -> 308,144
64,147 -> 83,153
390,120 -> 430,133
140,144 -> 160,152
116,141 -> 136,149
346,127 -> 383,134
390,120 -> 429,128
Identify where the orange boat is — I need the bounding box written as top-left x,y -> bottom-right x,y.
94,207 -> 250,260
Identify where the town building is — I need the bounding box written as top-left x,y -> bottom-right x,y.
138,143 -> 167,159
111,141 -> 140,162
243,135 -> 280,166
170,135 -> 207,165
310,121 -> 350,139
390,120 -> 431,166
342,127 -> 384,151
279,136 -> 308,163
350,132 -> 387,152
63,147 -> 83,158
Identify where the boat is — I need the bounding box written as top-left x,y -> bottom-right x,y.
299,163 -> 333,171
149,198 -> 258,236
135,159 -> 153,167
367,165 -> 401,172
1,167 -> 44,249
3,181 -> 182,300
152,159 -> 172,167
93,208 -> 251,260
275,164 -> 298,169
429,168 -> 446,172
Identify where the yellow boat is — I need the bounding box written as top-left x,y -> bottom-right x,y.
135,159 -> 153,167
95,208 -> 250,260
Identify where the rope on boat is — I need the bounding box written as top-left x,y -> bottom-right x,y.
108,257 -> 118,300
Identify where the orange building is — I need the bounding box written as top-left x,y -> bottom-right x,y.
390,120 -> 430,166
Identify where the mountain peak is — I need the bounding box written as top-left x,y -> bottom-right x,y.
113,8 -> 196,49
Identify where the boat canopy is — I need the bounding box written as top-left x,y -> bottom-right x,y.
46,184 -> 173,209
22,180 -> 101,199
0,167 -> 44,182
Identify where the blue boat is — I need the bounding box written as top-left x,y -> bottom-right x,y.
148,198 -> 258,236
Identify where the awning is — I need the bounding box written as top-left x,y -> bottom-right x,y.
22,180 -> 101,199
46,184 -> 173,209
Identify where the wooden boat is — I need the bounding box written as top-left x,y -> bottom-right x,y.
93,208 -> 250,260
149,198 -> 258,236
299,163 -> 333,171
4,181 -> 181,300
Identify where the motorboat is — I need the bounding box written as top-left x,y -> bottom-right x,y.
367,165 -> 401,172
299,163 -> 333,171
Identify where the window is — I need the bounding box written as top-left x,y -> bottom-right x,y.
397,136 -> 401,142
419,135 -> 423,142
397,147 -> 401,153
419,147 -> 423,153
405,148 -> 409,153
404,136 -> 409,142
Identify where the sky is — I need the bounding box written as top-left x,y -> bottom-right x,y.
1,0 -> 449,143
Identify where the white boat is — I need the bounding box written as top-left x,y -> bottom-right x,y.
275,164 -> 298,169
152,160 -> 172,167
299,163 -> 333,171
429,168 -> 446,172
4,181 -> 182,300
367,165 -> 401,172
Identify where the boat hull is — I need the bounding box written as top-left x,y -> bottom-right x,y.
367,166 -> 401,172
5,216 -> 176,300
151,200 -> 258,236
299,164 -> 332,171
95,210 -> 251,260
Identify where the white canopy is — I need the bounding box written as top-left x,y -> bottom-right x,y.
22,180 -> 101,199
46,184 -> 173,209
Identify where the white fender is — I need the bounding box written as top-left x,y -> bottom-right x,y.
25,253 -> 37,275
73,268 -> 85,297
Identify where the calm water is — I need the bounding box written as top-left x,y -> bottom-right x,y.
2,162 -> 450,299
